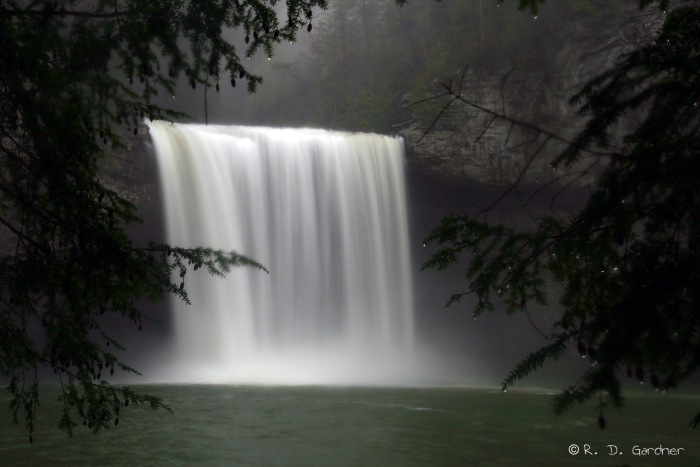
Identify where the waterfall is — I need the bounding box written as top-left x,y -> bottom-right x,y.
148,122 -> 415,384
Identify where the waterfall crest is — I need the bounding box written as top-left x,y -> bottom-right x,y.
149,122 -> 415,384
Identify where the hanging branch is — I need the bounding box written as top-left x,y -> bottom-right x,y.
419,1 -> 700,430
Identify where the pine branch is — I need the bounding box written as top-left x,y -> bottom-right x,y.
501,336 -> 568,391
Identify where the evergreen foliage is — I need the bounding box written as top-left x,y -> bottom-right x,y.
0,0 -> 325,440
422,0 -> 700,427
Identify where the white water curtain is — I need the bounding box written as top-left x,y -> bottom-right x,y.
149,122 -> 414,384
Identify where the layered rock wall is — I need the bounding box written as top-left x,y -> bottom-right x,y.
400,5 -> 664,186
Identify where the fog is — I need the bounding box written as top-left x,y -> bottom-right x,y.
123,0 -> 626,388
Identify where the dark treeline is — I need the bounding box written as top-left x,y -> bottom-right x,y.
243,0 -> 627,132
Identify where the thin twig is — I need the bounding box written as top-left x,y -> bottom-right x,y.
525,306 -> 550,340
416,96 -> 458,144
474,115 -> 498,144
500,67 -> 516,116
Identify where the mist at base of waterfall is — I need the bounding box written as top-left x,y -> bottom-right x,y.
129,337 -> 493,387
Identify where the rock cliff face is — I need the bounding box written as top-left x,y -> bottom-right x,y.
400,5 -> 664,187
101,122 -> 163,244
